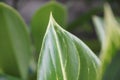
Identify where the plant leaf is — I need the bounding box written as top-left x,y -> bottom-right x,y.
0,74 -> 21,80
102,51 -> 120,80
93,4 -> 120,80
37,13 -> 100,80
31,1 -> 67,56
0,3 -> 32,79
92,16 -> 105,46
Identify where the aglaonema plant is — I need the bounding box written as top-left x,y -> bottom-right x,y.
0,1 -> 120,80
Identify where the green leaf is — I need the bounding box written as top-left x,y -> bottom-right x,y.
31,1 -> 67,56
92,16 -> 120,48
37,13 -> 100,80
0,74 -> 21,80
0,3 -> 32,79
93,4 -> 120,80
102,51 -> 120,80
92,16 -> 105,46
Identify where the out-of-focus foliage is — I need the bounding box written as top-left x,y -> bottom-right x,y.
0,3 -> 32,80
0,74 -> 20,80
93,3 -> 120,80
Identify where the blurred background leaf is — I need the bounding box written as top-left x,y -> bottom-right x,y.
93,4 -> 120,80
0,3 -> 32,79
0,74 -> 21,80
102,51 -> 120,80
92,16 -> 105,51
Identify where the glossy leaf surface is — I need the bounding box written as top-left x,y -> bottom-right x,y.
0,3 -> 32,79
37,14 -> 100,80
31,1 -> 67,55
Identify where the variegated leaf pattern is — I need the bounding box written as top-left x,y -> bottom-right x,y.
37,13 -> 100,80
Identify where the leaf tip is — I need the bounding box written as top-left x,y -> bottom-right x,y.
50,11 -> 53,20
45,12 -> 56,33
49,11 -> 55,22
48,11 -> 57,28
47,11 -> 64,32
104,2 -> 111,10
104,3 -> 114,19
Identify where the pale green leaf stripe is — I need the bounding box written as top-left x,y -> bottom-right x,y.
0,3 -> 32,79
37,13 -> 100,80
